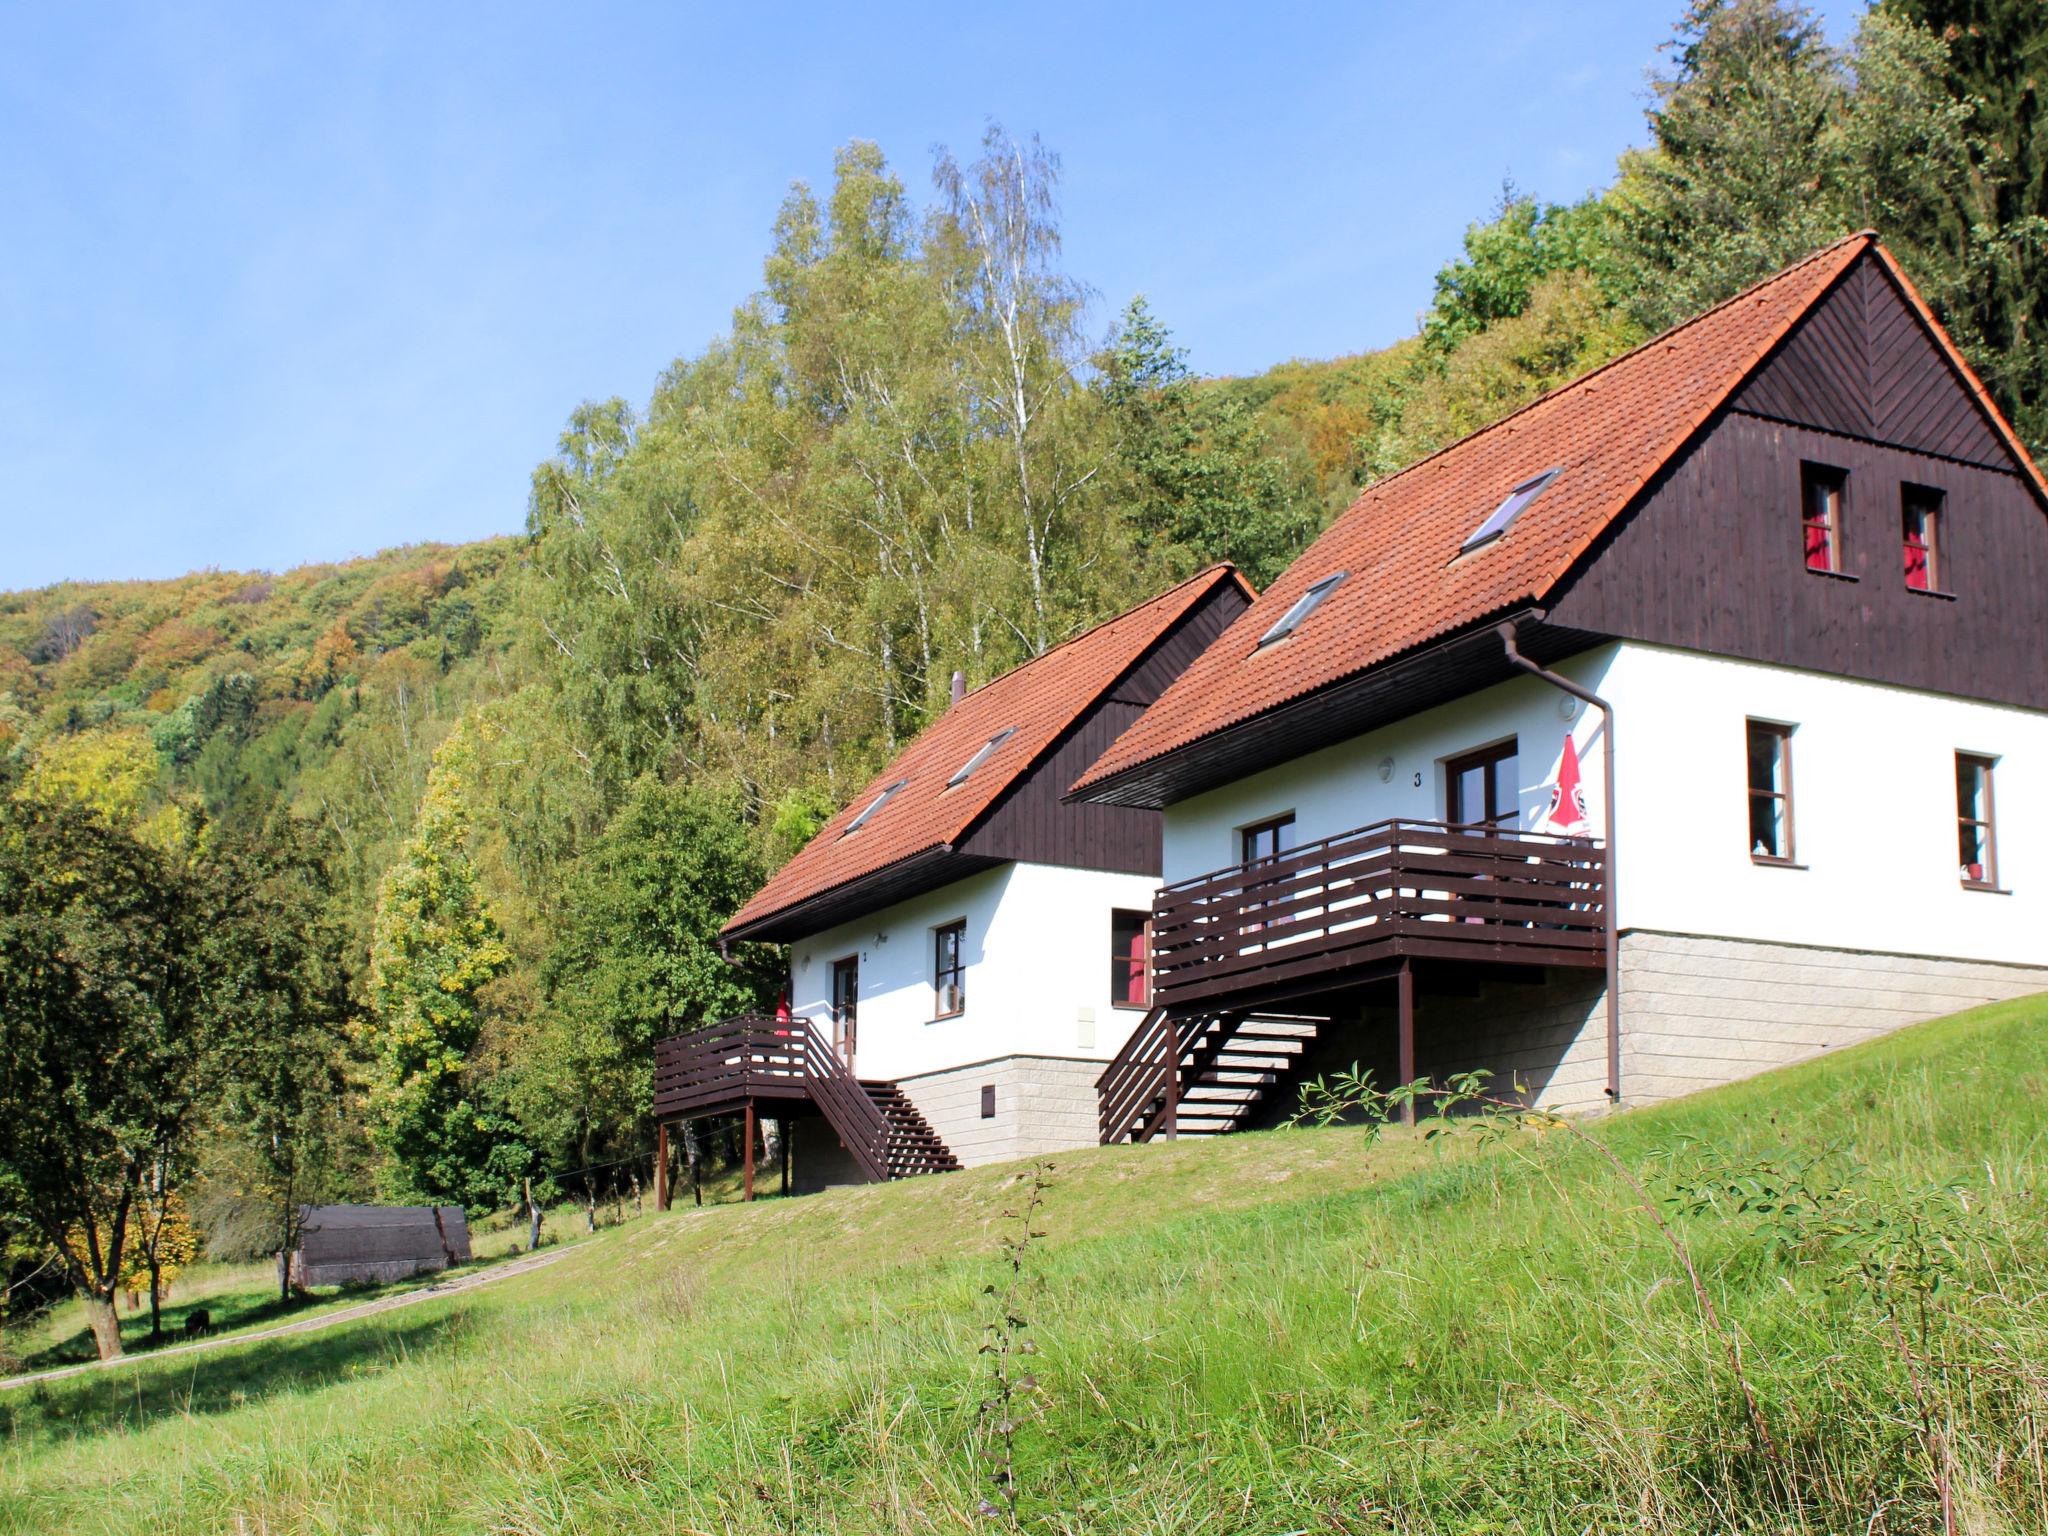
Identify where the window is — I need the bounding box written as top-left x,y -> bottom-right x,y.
1446,740 -> 1521,830
1903,485 -> 1943,592
1240,814 -> 1296,867
1957,753 -> 1999,888
842,779 -> 906,836
1110,909 -> 1150,1009
980,1085 -> 997,1119
933,921 -> 966,1018
1256,573 -> 1346,648
1462,467 -> 1562,552
1802,463 -> 1846,574
830,956 -> 859,1064
1746,721 -> 1796,863
1239,815 -> 1295,934
947,726 -> 1016,787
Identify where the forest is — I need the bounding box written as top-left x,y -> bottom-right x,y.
0,0 -> 2040,1358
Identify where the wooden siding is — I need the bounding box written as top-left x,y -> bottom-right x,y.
1110,578 -> 1250,705
1729,253 -> 2013,471
968,577 -> 1252,867
1548,411 -> 2048,711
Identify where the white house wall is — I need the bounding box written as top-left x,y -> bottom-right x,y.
786,861 -> 1162,1084
1161,641 -> 2046,968
1160,659 -> 1613,885
1601,644 -> 2044,966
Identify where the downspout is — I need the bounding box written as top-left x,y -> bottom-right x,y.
1497,620 -> 1621,1105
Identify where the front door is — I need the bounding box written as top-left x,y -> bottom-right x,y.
830,956 -> 859,1068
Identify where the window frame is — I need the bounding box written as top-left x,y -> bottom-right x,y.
1956,752 -> 2001,892
1902,483 -> 1945,595
1445,738 -> 1521,831
1109,908 -> 1151,1011
1745,719 -> 1799,867
1461,466 -> 1563,552
1239,813 -> 1296,868
841,779 -> 906,836
1801,462 -> 1848,577
932,919 -> 967,1020
1255,573 -> 1346,649
947,726 -> 1017,788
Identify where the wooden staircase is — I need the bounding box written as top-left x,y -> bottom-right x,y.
652,1016 -> 960,1183
1097,1006 -> 1325,1144
861,1081 -> 963,1179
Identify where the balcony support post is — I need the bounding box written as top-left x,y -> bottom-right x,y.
1499,621 -> 1621,1106
655,1122 -> 670,1211
743,1101 -> 756,1203
1396,959 -> 1416,1128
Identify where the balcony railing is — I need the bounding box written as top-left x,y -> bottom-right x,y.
1150,818 -> 1606,1009
652,1014 -> 892,1182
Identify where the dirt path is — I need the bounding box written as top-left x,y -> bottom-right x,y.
0,1243 -> 579,1391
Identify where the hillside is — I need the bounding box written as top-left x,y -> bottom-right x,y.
4,0 -> 2043,1278
5,996 -> 2044,1534
0,540 -> 524,899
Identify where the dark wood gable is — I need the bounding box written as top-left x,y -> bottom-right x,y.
1548,419 -> 2048,713
1728,252 -> 2014,471
965,576 -> 1251,869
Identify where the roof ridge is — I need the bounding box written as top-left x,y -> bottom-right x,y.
1339,230 -> 1877,519
953,562 -> 1242,704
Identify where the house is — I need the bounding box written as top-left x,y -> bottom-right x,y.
1069,232 -> 2048,1143
650,565 -> 1253,1191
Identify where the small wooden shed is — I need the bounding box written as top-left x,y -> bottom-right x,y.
290,1204 -> 471,1287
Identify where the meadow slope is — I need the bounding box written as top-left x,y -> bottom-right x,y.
5,996 -> 2046,1535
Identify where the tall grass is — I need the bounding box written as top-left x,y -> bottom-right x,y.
3,995 -> 2045,1534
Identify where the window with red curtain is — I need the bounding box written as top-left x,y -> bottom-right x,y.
1903,484 -> 1942,592
1110,909 -> 1149,1008
1801,463 -> 1845,574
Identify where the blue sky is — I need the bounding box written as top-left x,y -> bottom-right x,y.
0,1 -> 1866,589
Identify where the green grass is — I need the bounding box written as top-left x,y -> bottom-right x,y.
8,1197 -> 634,1374
4,997 -> 2047,1534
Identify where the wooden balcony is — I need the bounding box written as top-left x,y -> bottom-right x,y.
1150,818 -> 1607,1011
651,1015 -> 958,1185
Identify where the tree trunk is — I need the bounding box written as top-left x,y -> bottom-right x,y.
84,1293 -> 123,1361
147,1258 -> 163,1340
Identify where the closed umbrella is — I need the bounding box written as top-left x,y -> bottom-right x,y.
1546,732 -> 1590,836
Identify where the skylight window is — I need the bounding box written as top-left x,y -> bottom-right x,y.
1256,572 -> 1347,649
948,727 -> 1016,788
1461,467 -> 1563,552
842,779 -> 907,836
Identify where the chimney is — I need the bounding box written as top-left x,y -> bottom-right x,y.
951,669 -> 966,707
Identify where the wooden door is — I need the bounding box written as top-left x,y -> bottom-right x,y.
830,955 -> 859,1068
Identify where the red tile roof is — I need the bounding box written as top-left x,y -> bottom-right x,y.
723,565 -> 1253,938
1073,235 -> 2045,798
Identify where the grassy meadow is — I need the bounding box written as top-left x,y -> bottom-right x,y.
4,996 -> 2046,1534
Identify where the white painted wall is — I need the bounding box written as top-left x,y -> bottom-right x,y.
1160,642 -> 2047,968
786,861 -> 1162,1082
1160,661 -> 1610,884
1604,645 -> 2045,965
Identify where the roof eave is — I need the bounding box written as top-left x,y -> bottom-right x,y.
1070,603 -> 1566,809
